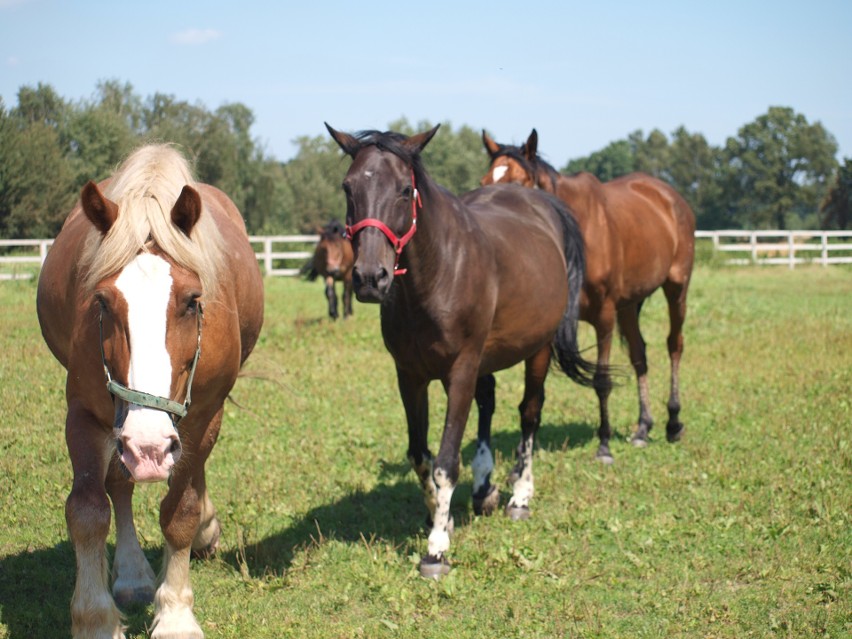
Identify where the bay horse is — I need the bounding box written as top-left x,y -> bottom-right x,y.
304,218 -> 354,319
326,123 -> 596,578
481,129 -> 695,463
36,144 -> 264,639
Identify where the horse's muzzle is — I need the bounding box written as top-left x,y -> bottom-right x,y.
352,264 -> 391,303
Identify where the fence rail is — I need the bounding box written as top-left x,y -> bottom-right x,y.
694,230 -> 852,268
2,231 -> 851,280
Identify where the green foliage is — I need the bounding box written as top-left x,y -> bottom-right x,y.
564,138 -> 635,181
562,108 -> 839,230
821,157 -> 852,229
721,106 -> 838,229
0,81 -> 844,237
1,266 -> 850,638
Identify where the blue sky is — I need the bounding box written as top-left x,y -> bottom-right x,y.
1,0 -> 850,167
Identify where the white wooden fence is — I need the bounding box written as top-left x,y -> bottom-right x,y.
0,235 -> 319,281
2,231 -> 851,280
694,230 -> 852,268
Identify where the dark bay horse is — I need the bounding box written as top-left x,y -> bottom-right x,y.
481,129 -> 696,463
326,123 -> 595,578
304,218 -> 354,319
36,144 -> 264,639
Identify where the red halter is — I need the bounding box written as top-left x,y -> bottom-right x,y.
345,170 -> 421,275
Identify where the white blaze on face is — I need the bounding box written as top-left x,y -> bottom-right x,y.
114,253 -> 180,482
491,165 -> 509,183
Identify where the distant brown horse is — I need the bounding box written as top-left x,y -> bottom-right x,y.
482,129 -> 695,463
36,144 -> 264,638
304,218 -> 354,319
326,123 -> 595,578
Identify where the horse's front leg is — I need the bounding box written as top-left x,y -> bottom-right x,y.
65,408 -> 124,639
397,368 -> 434,521
325,276 -> 339,320
151,411 -> 222,639
472,374 -> 500,515
418,360 -> 479,578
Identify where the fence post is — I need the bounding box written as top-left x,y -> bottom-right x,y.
788,233 -> 795,269
264,238 -> 273,276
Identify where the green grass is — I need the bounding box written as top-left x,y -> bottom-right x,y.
1,265 -> 850,638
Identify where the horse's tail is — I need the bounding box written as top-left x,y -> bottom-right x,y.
548,195 -> 598,387
300,258 -> 319,281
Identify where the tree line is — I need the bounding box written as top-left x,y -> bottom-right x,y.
1,80 -> 849,239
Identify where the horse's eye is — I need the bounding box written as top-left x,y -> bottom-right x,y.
185,294 -> 201,316
401,186 -> 412,199
94,293 -> 109,314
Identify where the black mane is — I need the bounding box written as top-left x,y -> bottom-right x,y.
351,130 -> 428,184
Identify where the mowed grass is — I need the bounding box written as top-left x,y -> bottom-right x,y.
0,265 -> 850,638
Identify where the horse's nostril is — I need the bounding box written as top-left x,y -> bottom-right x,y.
169,439 -> 181,454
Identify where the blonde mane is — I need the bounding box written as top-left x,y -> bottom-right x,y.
81,144 -> 226,298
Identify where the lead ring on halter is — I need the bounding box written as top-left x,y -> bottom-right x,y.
345,169 -> 421,275
98,303 -> 203,424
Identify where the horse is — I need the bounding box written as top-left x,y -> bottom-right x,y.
304,218 -> 355,319
326,123 -> 596,578
36,144 -> 264,639
481,129 -> 696,463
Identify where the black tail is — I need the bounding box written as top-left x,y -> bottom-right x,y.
548,195 -> 598,387
300,258 -> 319,281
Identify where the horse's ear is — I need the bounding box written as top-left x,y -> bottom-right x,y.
325,122 -> 360,157
523,129 -> 539,160
171,185 -> 202,237
405,124 -> 440,154
482,130 -> 501,158
81,181 -> 119,236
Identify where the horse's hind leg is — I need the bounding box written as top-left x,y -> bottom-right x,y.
506,347 -> 551,520
190,464 -> 221,559
325,276 -> 339,320
617,302 -> 654,446
472,374 -> 500,516
107,468 -> 156,608
663,279 -> 688,442
592,306 -> 617,463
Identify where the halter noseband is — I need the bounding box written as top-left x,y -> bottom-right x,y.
345,169 -> 421,275
99,304 -> 203,424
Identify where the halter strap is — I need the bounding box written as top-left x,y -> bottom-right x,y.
345,169 -> 421,275
99,303 -> 203,424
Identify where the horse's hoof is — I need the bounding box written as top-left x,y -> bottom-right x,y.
505,504 -> 531,521
596,448 -> 615,465
631,436 -> 649,448
113,585 -> 155,609
472,485 -> 500,516
666,422 -> 684,442
419,555 -> 451,579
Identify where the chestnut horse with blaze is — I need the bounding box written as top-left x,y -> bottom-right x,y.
326,124 -> 596,578
36,145 -> 263,639
482,129 -> 695,463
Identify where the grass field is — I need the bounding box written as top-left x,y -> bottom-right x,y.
0,264 -> 850,638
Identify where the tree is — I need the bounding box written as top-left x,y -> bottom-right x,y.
563,139 -> 635,181
722,106 -> 838,229
821,158 -> 852,229
0,102 -> 75,238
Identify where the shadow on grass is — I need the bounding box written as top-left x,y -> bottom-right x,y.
0,541 -> 158,639
224,419 -> 597,578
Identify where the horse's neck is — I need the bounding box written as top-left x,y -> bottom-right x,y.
399,181 -> 467,284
